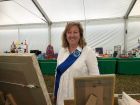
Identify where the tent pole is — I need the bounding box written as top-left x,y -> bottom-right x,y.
18,26 -> 20,41
48,24 -> 52,45
124,18 -> 128,54
123,0 -> 137,54
32,0 -> 52,24
82,0 -> 87,36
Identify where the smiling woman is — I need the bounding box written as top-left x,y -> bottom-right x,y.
62,22 -> 87,52
53,22 -> 100,105
66,25 -> 80,52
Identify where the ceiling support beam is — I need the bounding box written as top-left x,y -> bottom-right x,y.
124,0 -> 137,19
32,0 -> 52,44
53,17 -> 124,25
0,0 -> 11,2
31,0 -> 52,25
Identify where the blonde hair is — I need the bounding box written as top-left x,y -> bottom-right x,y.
62,22 -> 87,48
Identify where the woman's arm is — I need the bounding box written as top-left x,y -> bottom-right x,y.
85,47 -> 100,75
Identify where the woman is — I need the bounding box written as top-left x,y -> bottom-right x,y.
54,22 -> 99,105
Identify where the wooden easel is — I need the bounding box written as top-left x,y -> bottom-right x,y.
0,91 -> 5,105
85,94 -> 97,105
5,94 -> 17,105
0,53 -> 52,105
0,91 -> 17,105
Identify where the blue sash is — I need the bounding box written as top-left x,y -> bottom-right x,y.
54,49 -> 81,97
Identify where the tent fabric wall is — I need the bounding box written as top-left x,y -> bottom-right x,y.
51,23 -> 65,53
1,18 -> 140,53
127,18 -> 140,51
51,19 -> 125,53
0,29 -> 18,52
85,19 -> 125,52
19,28 -> 49,53
0,24 -> 49,53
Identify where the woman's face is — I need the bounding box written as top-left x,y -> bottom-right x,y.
66,25 -> 80,47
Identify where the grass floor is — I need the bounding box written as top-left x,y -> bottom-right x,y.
115,74 -> 140,100
43,74 -> 140,100
115,74 -> 140,94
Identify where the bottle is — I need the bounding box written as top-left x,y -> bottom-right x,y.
24,40 -> 28,53
10,41 -> 16,53
20,42 -> 24,53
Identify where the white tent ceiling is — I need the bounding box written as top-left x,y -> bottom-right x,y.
0,0 -> 46,25
129,0 -> 140,16
0,0 -> 140,25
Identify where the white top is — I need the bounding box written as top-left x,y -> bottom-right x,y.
56,46 -> 100,105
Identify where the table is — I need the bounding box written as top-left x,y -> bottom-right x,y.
117,58 -> 140,74
38,58 -> 117,75
97,57 -> 117,74
38,59 -> 57,75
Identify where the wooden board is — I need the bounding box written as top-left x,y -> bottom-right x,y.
64,99 -> 74,105
74,74 -> 115,105
0,53 -> 52,105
